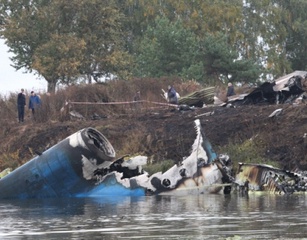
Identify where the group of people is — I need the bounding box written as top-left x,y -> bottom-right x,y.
17,89 -> 41,123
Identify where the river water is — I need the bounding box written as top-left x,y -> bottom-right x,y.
0,193 -> 306,240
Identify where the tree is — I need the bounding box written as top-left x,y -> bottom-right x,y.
116,0 -> 244,62
134,17 -> 201,80
238,0 -> 290,79
121,0 -> 262,84
274,0 -> 307,72
134,16 -> 261,85
0,0 -> 131,93
201,33 -> 262,84
32,34 -> 86,90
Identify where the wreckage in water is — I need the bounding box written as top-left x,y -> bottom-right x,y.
0,120 -> 232,199
235,163 -> 307,194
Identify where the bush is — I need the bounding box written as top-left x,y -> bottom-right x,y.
143,160 -> 175,176
218,139 -> 280,173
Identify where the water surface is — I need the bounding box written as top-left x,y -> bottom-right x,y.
0,193 -> 306,239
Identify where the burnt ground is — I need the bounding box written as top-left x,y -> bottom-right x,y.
2,103 -> 307,171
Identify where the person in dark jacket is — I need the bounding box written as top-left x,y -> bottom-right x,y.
133,91 -> 141,101
17,88 -> 26,123
167,85 -> 178,104
133,90 -> 141,110
226,82 -> 236,97
29,91 -> 41,117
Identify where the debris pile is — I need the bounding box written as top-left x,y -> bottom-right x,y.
235,163 -> 307,194
229,71 -> 307,106
178,87 -> 215,107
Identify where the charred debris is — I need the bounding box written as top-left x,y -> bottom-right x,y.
168,71 -> 307,195
234,162 -> 307,195
162,71 -> 307,112
226,71 -> 307,107
0,119 -> 235,199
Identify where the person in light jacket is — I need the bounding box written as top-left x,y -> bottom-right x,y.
167,85 -> 178,104
29,91 -> 41,117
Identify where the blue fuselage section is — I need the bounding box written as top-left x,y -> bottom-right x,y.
0,129 -> 145,199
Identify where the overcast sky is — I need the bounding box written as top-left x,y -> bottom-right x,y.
0,39 -> 47,96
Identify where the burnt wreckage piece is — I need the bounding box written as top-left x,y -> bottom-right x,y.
235,163 -> 307,194
242,74 -> 306,105
0,120 -> 233,199
1,122 -> 306,198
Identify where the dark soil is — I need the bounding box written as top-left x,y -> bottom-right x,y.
3,103 -> 307,171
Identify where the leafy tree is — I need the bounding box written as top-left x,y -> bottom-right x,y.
122,0 -> 307,81
239,0 -> 290,79
135,16 -> 261,85
0,0 -> 131,93
134,17 -> 201,80
274,0 -> 307,72
32,34 -> 86,87
123,0 -> 262,84
201,33 -> 262,84
116,0 -> 243,59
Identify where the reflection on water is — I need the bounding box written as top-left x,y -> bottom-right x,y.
0,193 -> 307,239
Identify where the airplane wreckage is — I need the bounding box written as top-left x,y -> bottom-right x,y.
1,118 -> 307,200
160,71 -> 307,108
0,119 -> 232,199
226,70 -> 307,106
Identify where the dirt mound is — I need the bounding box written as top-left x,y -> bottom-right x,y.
203,104 -> 307,170
2,103 -> 307,172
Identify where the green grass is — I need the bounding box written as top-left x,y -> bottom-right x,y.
218,139 -> 280,172
143,159 -> 175,175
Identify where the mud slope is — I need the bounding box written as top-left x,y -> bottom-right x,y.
2,104 -> 307,170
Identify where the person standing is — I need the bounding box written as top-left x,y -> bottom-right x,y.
133,90 -> 141,102
29,91 -> 41,117
17,88 -> 26,123
132,90 -> 141,111
167,85 -> 178,104
226,82 -> 236,97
